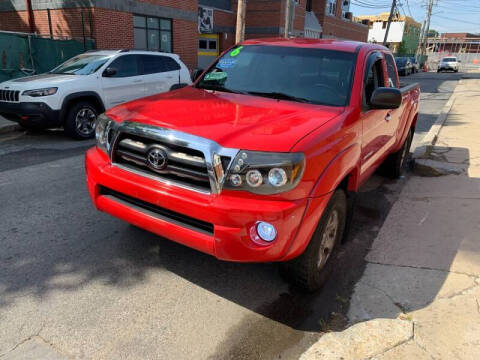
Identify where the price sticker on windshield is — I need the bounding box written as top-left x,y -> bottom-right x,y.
230,46 -> 243,57
218,58 -> 237,69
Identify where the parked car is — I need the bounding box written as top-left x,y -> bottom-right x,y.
0,50 -> 191,139
395,57 -> 413,76
438,57 -> 460,72
85,39 -> 420,291
409,57 -> 420,73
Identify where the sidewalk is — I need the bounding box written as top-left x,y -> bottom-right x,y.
301,75 -> 480,359
0,115 -> 21,134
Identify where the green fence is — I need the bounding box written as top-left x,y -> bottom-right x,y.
0,31 -> 94,83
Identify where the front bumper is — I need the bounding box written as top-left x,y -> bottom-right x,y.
0,101 -> 61,128
438,64 -> 458,71
85,147 -> 331,262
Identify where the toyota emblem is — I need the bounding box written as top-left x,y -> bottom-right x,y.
147,148 -> 167,170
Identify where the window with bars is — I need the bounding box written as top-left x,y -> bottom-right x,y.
134,15 -> 172,53
326,0 -> 337,16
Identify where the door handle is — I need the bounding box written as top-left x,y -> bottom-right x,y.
385,113 -> 392,122
132,79 -> 142,83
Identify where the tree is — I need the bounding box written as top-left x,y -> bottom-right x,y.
428,29 -> 439,37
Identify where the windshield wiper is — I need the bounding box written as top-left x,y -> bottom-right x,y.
246,91 -> 312,104
197,85 -> 246,95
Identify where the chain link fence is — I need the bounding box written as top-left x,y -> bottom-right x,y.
0,31 -> 94,83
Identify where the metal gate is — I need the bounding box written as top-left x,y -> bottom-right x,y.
198,34 -> 220,69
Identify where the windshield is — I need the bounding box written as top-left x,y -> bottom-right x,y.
443,58 -> 457,62
196,45 -> 356,107
50,54 -> 112,75
395,58 -> 407,65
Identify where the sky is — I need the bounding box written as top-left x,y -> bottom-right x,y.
350,0 -> 480,34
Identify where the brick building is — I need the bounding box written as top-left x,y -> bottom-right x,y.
0,0 -> 368,70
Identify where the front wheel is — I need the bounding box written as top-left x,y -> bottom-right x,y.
64,102 -> 98,140
280,190 -> 347,292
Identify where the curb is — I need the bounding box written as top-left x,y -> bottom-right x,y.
412,90 -> 457,159
0,122 -> 21,135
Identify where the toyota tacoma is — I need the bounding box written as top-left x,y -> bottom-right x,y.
85,39 -> 419,291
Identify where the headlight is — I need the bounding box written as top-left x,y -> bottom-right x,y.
95,113 -> 115,155
224,150 -> 305,195
22,87 -> 58,97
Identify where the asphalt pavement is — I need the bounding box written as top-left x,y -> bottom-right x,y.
0,72 -> 462,359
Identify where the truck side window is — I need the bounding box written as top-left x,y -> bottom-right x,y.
385,54 -> 398,88
364,58 -> 384,108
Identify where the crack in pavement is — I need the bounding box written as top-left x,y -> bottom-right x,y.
0,323 -> 44,358
365,322 -> 414,360
365,260 -> 480,279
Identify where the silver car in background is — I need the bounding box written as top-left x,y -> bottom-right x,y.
438,57 -> 460,72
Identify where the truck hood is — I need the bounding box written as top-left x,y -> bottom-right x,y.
107,86 -> 344,152
2,73 -> 80,88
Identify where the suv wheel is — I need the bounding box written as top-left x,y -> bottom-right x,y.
64,102 -> 98,140
280,190 -> 347,292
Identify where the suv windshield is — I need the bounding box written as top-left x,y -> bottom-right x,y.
443,58 -> 457,62
50,54 -> 112,75
196,45 -> 356,107
395,57 -> 407,65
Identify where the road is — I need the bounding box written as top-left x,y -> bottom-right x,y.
0,73 -> 461,359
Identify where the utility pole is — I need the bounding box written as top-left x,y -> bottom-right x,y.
284,0 -> 292,38
416,19 -> 426,59
235,0 -> 247,43
383,0 -> 397,45
421,0 -> 435,58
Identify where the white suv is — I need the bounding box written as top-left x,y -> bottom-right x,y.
0,50 -> 191,139
438,57 -> 460,73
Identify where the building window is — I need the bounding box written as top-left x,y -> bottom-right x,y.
326,0 -> 337,16
134,15 -> 172,53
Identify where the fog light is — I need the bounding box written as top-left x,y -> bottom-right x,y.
256,221 -> 277,242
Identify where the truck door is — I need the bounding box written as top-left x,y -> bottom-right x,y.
359,52 -> 394,177
384,52 -> 410,145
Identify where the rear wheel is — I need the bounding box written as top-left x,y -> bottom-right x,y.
64,102 -> 98,140
280,190 -> 347,292
384,128 -> 413,179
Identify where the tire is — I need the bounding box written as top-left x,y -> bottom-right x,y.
280,190 -> 347,292
384,128 -> 413,179
64,102 -> 98,140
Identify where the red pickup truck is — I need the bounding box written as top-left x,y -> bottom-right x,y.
85,39 -> 419,291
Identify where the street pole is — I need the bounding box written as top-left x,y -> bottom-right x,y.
235,0 -> 246,44
421,0 -> 434,58
284,0 -> 292,38
383,0 -> 397,46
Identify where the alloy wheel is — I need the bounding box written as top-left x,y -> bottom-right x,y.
317,209 -> 339,270
75,108 -> 97,136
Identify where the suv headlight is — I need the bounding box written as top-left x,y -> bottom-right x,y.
95,113 -> 115,155
224,151 -> 305,195
22,87 -> 58,97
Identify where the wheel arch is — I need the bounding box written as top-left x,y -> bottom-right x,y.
60,91 -> 105,124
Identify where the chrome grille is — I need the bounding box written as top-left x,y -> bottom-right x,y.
109,122 -> 238,194
113,133 -> 213,192
0,89 -> 20,102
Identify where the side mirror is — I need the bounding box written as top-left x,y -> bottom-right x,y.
458,60 -> 462,63
103,67 -> 117,77
370,87 -> 402,109
191,68 -> 204,82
